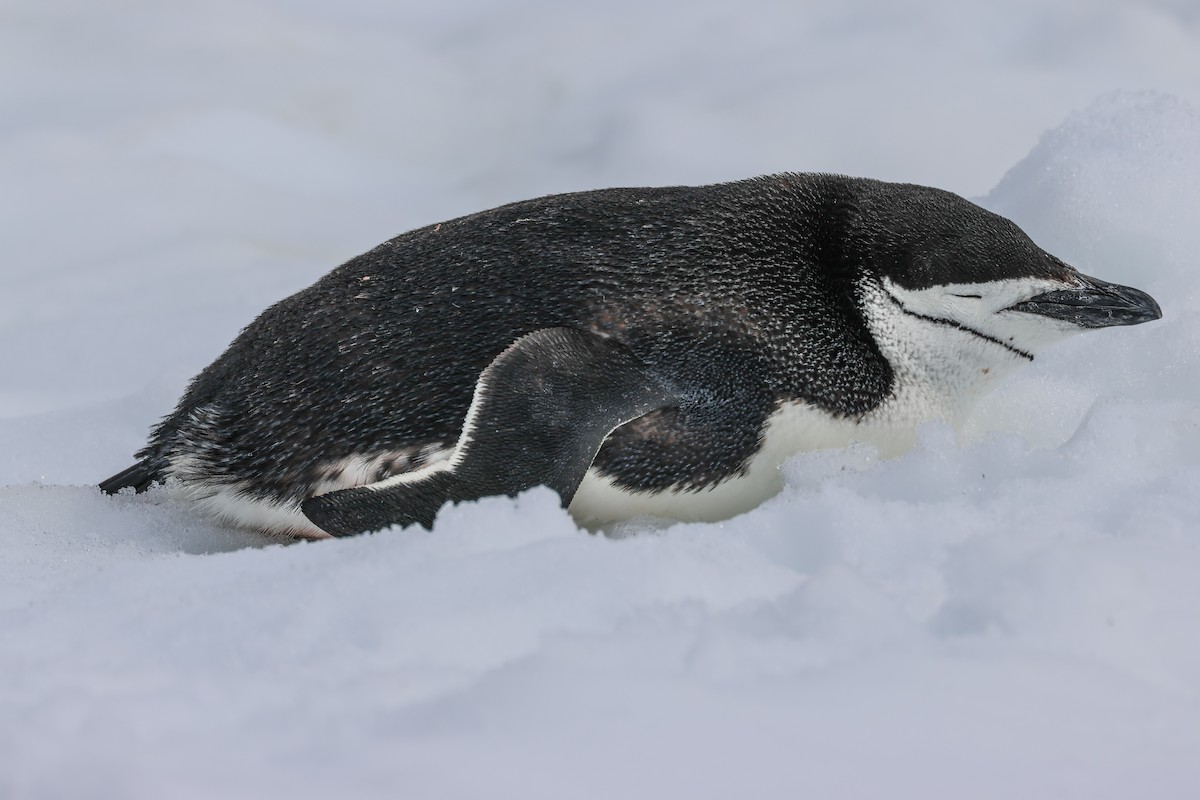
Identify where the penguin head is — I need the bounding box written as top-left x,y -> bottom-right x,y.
836,179 -> 1161,419
847,180 -> 1161,368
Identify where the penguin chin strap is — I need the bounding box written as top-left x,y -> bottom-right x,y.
301,327 -> 677,537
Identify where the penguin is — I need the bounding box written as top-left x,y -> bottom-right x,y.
99,174 -> 1162,538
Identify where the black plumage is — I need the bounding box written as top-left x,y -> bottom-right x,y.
101,173 -> 1130,536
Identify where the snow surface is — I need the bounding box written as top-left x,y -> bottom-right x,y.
3,2 -> 1200,798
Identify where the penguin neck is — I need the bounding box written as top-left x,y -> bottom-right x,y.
761,336 -> 1026,475
855,281 -> 1035,438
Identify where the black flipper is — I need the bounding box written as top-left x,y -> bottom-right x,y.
99,461 -> 157,494
301,327 -> 678,536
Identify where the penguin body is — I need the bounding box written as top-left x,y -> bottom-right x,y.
100,174 -> 1161,537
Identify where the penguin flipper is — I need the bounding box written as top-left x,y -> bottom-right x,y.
301,327 -> 677,537
99,461 -> 157,494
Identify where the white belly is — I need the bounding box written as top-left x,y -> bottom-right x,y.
567,396 -> 931,528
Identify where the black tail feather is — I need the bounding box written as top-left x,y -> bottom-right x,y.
99,461 -> 157,495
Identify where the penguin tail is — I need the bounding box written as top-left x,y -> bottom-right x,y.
99,461 -> 158,495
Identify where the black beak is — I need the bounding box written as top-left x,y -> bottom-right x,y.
1007,274 -> 1162,328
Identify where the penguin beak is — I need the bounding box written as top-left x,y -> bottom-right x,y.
1006,274 -> 1162,328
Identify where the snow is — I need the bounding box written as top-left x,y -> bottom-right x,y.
3,1 -> 1199,797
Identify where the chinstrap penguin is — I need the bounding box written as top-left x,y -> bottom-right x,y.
100,174 -> 1162,538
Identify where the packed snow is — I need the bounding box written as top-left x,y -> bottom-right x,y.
3,2 -> 1199,798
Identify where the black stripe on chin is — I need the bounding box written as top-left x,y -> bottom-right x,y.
883,291 -> 1035,362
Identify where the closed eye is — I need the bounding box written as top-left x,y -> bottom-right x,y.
881,288 -> 1035,361
949,293 -> 983,299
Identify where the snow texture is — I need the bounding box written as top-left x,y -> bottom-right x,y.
2,2 -> 1199,798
